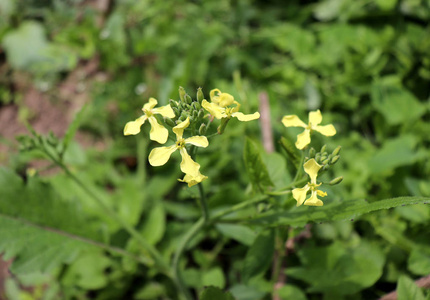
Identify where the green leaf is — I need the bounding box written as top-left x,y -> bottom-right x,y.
141,202 -> 166,245
229,284 -> 266,300
216,224 -> 256,246
250,197 -> 430,227
287,241 -> 384,295
243,138 -> 273,193
262,152 -> 291,189
408,249 -> 430,276
242,229 -> 275,283
202,267 -> 226,289
397,275 -> 426,300
200,286 -> 236,300
276,285 -> 307,300
0,168 -> 111,274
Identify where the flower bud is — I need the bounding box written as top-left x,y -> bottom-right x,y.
329,176 -> 343,185
321,155 -> 328,161
169,99 -> 178,109
309,147 -> 316,158
173,107 -> 180,117
332,146 -> 342,156
199,123 -> 207,135
179,86 -> 186,102
315,153 -> 321,162
185,94 -> 192,104
197,87 -> 204,103
165,118 -> 176,127
320,144 -> 327,153
198,110 -> 205,119
322,158 -> 330,165
180,111 -> 188,120
330,155 -> 340,165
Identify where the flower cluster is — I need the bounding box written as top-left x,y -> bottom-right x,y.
124,87 -> 260,187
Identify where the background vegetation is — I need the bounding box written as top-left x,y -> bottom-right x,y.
0,0 -> 429,299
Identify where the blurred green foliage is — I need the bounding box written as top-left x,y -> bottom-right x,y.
1,0 -> 430,299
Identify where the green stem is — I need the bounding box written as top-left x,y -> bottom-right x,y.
198,183 -> 209,223
45,152 -> 170,276
293,151 -> 306,183
212,195 -> 269,221
172,218 -> 205,300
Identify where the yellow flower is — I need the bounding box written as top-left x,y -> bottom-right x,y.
178,171 -> 208,187
282,110 -> 336,150
292,159 -> 327,206
202,89 -> 260,122
148,118 -> 208,178
124,98 -> 175,144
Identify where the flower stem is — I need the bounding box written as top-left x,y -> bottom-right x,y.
293,151 -> 306,183
172,217 -> 205,300
198,183 -> 209,223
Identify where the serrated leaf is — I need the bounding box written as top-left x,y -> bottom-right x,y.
397,275 -> 426,300
242,229 -> 275,283
200,286 -> 236,300
0,168 -> 110,274
250,197 -> 430,227
244,138 -> 273,193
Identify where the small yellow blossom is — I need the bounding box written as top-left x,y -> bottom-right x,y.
124,98 -> 175,144
202,89 -> 260,122
178,171 -> 208,187
292,159 -> 327,206
148,118 -> 208,180
282,110 -> 336,150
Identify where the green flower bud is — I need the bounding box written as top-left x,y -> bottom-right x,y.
198,110 -> 205,119
309,147 -> 316,158
332,146 -> 342,156
165,118 -> 176,127
180,111 -> 188,119
199,123 -> 207,135
320,145 -> 327,153
179,86 -> 186,102
179,115 -> 187,121
329,176 -> 343,185
322,158 -> 330,165
185,94 -> 192,104
330,155 -> 340,165
173,107 -> 180,117
197,87 -> 204,103
193,102 -> 201,111
192,110 -> 198,119
169,99 -> 178,109
315,153 -> 321,162
321,155 -> 328,161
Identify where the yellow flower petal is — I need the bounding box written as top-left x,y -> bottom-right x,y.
152,104 -> 175,118
304,191 -> 324,206
185,136 -> 209,148
202,100 -> 226,119
148,145 -> 178,166
143,97 -> 158,111
315,124 -> 336,137
148,116 -> 169,144
303,158 -> 322,184
231,111 -> 260,121
178,171 -> 208,187
317,190 -> 327,197
282,115 -> 307,128
295,129 -> 311,150
292,185 -> 310,206
123,116 -> 147,135
210,88 -> 221,100
217,93 -> 235,107
179,148 -> 200,176
308,110 -> 322,125
172,118 -> 190,139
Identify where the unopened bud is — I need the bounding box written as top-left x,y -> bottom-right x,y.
169,99 -> 178,109
199,124 -> 207,135
165,118 -> 175,127
309,147 -> 316,158
198,110 -> 205,119
320,144 -> 327,153
332,146 -> 342,156
185,94 -> 192,104
322,158 -> 330,165
329,176 -> 343,185
321,155 -> 328,161
173,107 -> 180,117
180,111 -> 188,120
330,155 -> 340,164
315,153 -> 321,162
179,86 -> 186,102
197,87 -> 204,103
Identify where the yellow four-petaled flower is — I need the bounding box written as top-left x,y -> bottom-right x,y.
292,159 -> 327,206
202,89 -> 260,122
124,98 -> 175,144
148,118 -> 208,185
282,110 -> 336,150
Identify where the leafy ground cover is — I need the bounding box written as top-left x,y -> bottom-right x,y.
0,0 -> 430,299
